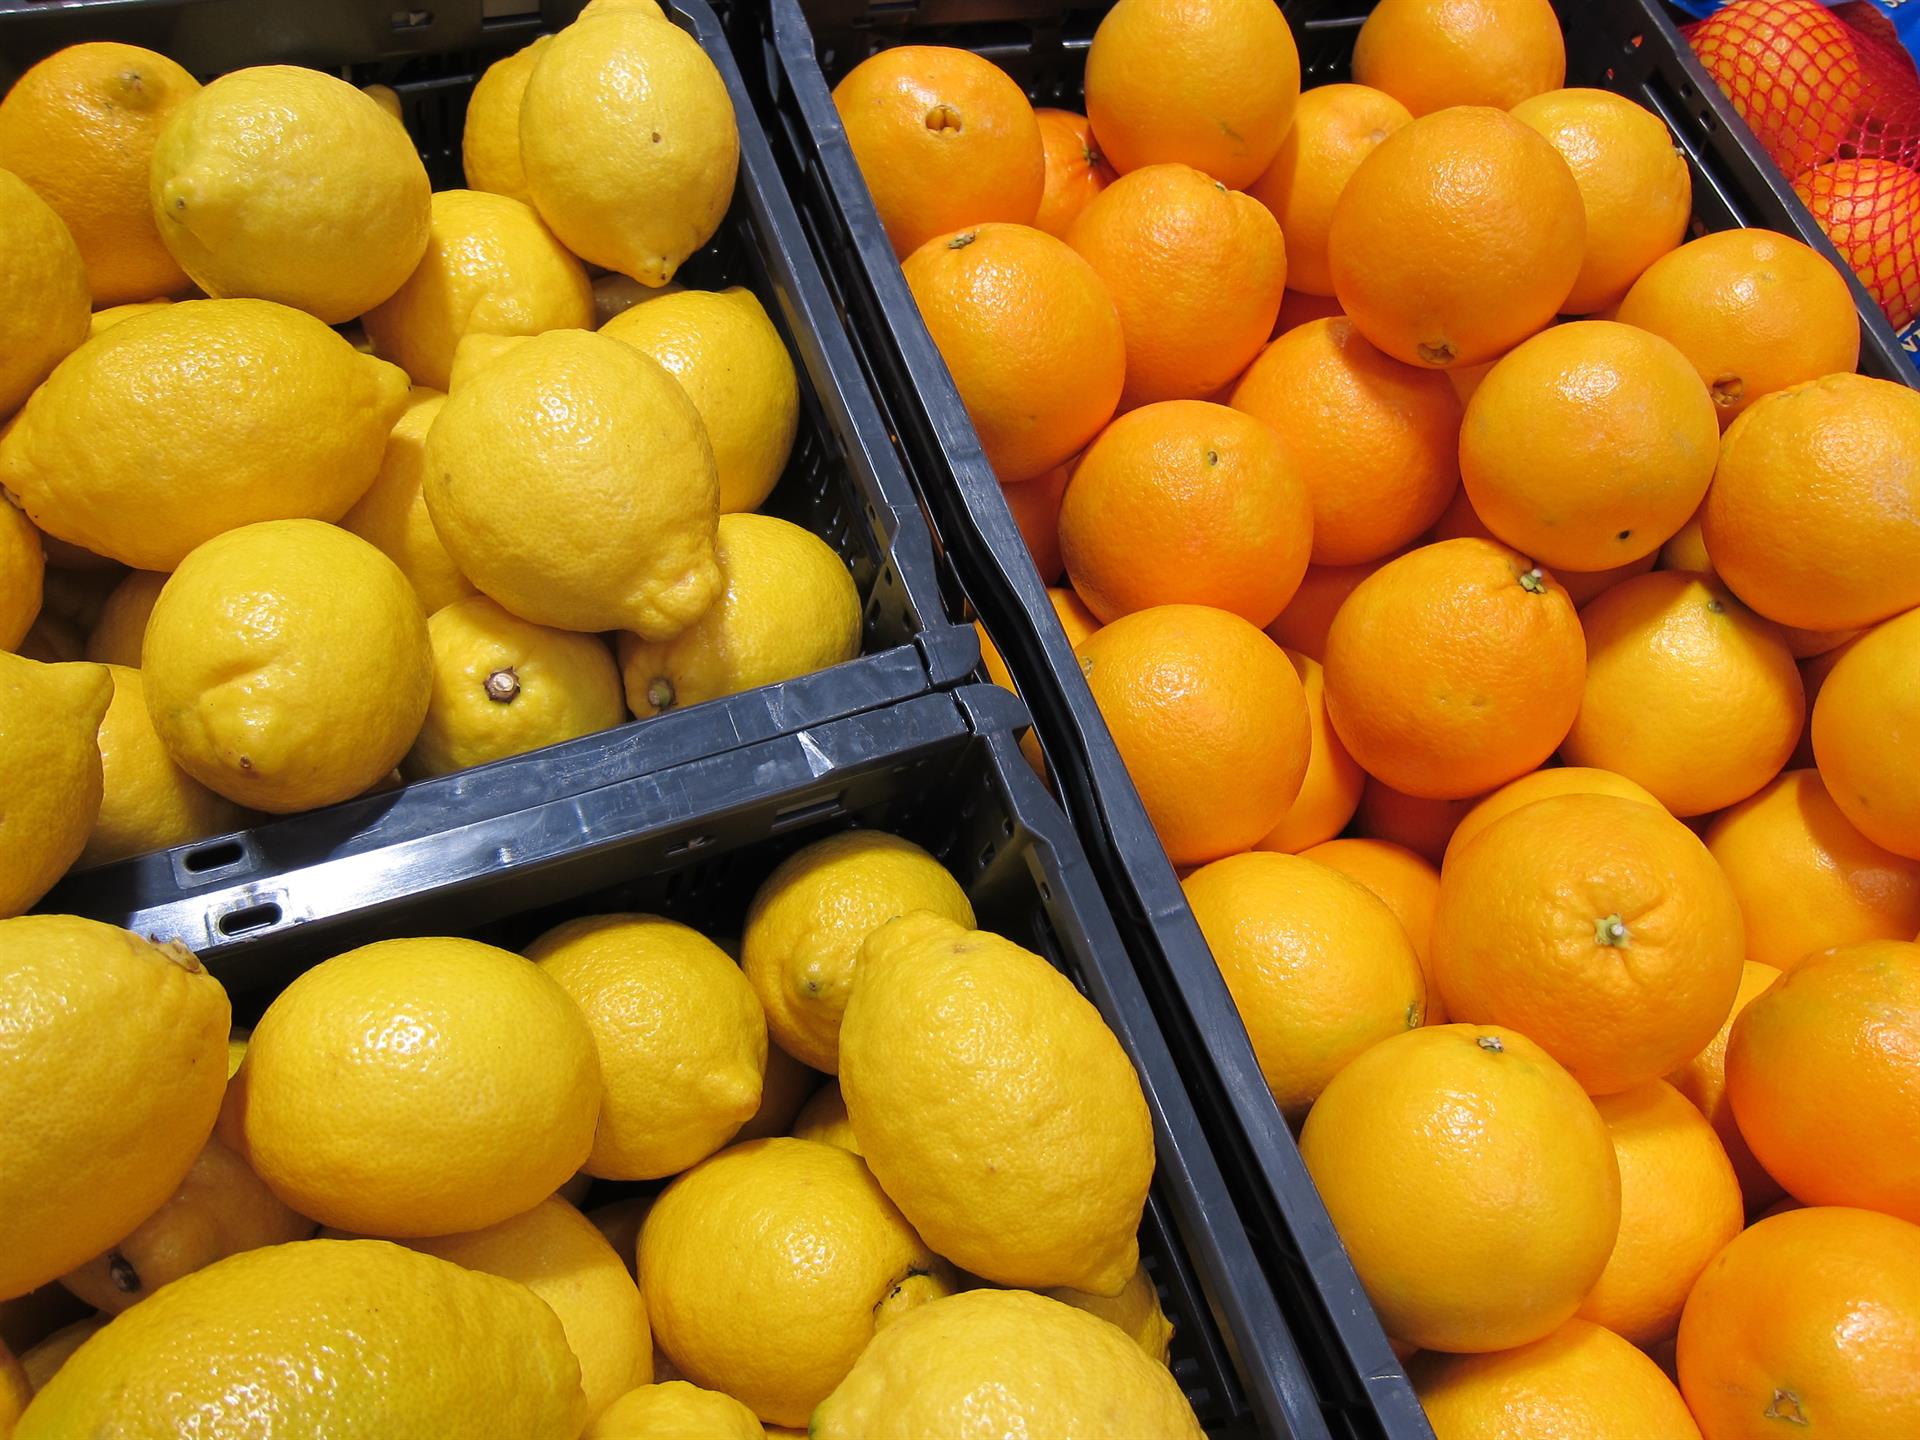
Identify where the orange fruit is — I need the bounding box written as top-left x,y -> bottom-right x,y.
1075,604 -> 1309,866
1058,400 -> 1311,626
977,587 -> 1099,775
1299,1024 -> 1619,1353
1082,0 -> 1301,189
1352,778 -> 1479,869
1428,485 -> 1655,607
1659,505 -> 1713,577
1183,850 -> 1424,1119
1323,538 -> 1587,799
1665,958 -> 1786,1214
1350,0 -> 1564,116
1263,553 -> 1396,662
1561,571 -> 1804,817
1246,84 -> 1411,298
1443,765 -> 1664,873
1067,163 -> 1286,410
1257,650 -> 1363,854
1509,88 -> 1692,314
1460,322 -> 1718,573
1299,837 -> 1444,1022
1273,288 -> 1344,336
0,43 -> 199,305
1812,606 -> 1920,860
1707,769 -> 1920,973
831,46 -> 1044,259
1688,0 -> 1866,177
1412,1318 -> 1702,1438
1677,1206 -> 1920,1439
1704,373 -> 1920,632
901,222 -> 1124,483
1793,157 -> 1920,330
1727,940 -> 1920,1223
1230,317 -> 1460,566
1576,1081 -> 1745,1347
1328,106 -> 1584,369
1614,229 -> 1860,427
1000,464 -> 1070,583
1030,109 -> 1114,239
1433,792 -> 1748,1095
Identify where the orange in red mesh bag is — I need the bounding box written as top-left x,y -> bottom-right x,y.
1795,157 -> 1920,326
1689,0 -> 1868,174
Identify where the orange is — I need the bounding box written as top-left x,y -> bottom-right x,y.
1427,486 -> 1655,607
1082,0 -> 1301,189
1561,571 -> 1804,817
1256,650 -> 1363,854
1614,229 -> 1860,427
1299,837 -> 1444,1022
1031,109 -> 1113,239
831,46 -> 1044,260
1263,553 -> 1396,661
1230,318 -> 1460,566
1707,769 -> 1920,972
1182,851 -> 1424,1120
1460,321 -> 1718,572
1432,792 -> 1747,1095
1727,940 -> 1920,1223
0,43 -> 199,304
1323,538 -> 1587,799
1299,1024 -> 1619,1353
1273,288 -> 1344,336
1066,163 -> 1286,410
1351,0 -> 1565,116
1677,1206 -> 1920,1439
1000,464 -> 1070,583
1812,606 -> 1920,860
1443,766 -> 1664,873
1352,778 -> 1479,868
1075,604 -> 1308,867
1794,157 -> 1920,330
1328,107 -> 1583,369
1246,84 -> 1411,298
1058,400 -> 1311,627
1659,506 -> 1713,577
977,587 -> 1099,775
1509,88 -> 1692,314
1689,0 -> 1866,177
1576,1081 -> 1744,1347
901,222 -> 1123,483
1412,1319 -> 1702,1438
1665,959 -> 1786,1214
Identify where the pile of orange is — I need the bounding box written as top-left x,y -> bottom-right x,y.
836,0 -> 1920,1434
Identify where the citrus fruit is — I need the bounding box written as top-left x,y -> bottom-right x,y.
1444,766 -> 1664,873
1002,464 -> 1071,581
1794,156 -> 1920,329
0,169 -> 87,419
1688,0 -> 1866,176
1427,483 -> 1660,607
0,498 -> 43,654
1032,107 -> 1114,238
0,1343 -> 24,1432
339,388 -> 477,616
86,298 -> 169,337
1274,287 -> 1346,335
19,1319 -> 103,1394
584,1380 -> 761,1440
1299,1024 -> 1619,1353
446,330 -> 534,389
1666,958 -> 1785,1213
0,653 -> 110,915
790,1079 -> 859,1154
462,36 -> 548,204
1183,850 -> 1425,1119
1265,552 -> 1397,660
1045,1262 -> 1175,1364
1352,776 -> 1479,866
1299,837 -> 1444,1020
1812,606 -> 1920,859
82,663 -> 245,868
977,587 -> 1100,773
1352,0 -> 1565,115
1258,649 -> 1364,853
1659,506 -> 1713,577
731,1040 -> 815,1147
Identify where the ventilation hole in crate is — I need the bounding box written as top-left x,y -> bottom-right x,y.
391,9 -> 434,31
977,840 -> 997,871
667,834 -> 715,860
182,839 -> 245,874
1037,879 -> 1052,903
773,796 -> 845,830
217,901 -> 282,937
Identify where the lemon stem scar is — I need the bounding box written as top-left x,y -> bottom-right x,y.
1518,567 -> 1547,594
647,677 -> 676,712
1476,1034 -> 1503,1053
484,668 -> 520,703
1594,914 -> 1630,947
156,937 -> 203,972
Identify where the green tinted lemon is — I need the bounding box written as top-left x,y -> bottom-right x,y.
584,1380 -> 760,1440
462,37 -> 549,203
339,388 -> 477,615
82,664 -> 246,867
0,496 -> 44,652
83,569 -> 166,667
0,653 -> 110,915
0,169 -> 88,417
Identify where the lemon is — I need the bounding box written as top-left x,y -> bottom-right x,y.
0,298 -> 411,570
0,169 -> 88,416
585,1380 -> 760,1440
0,915 -> 229,1299
791,1079 -> 860,1154
733,1038 -> 819,1144
88,300 -> 171,338
446,330 -> 537,390
424,327 -> 720,637
363,189 -> 594,390
232,936 -> 598,1236
581,0 -> 667,14
1,1341 -> 27,1432
141,520 -> 431,812
406,594 -> 626,779
339,388 -> 477,615
603,288 -> 799,512
529,913 -> 767,1179
83,569 -> 165,667
149,67 -> 431,322
593,272 -> 663,325
1047,1262 -> 1176,1364
462,36 -> 549,204
740,829 -> 973,1072
0,496 -> 44,652
16,1239 -> 587,1439
16,615 -> 83,664
361,82 -> 403,122
521,11 -> 739,287
812,1288 -> 1205,1439
588,1196 -> 651,1278
59,1132 -> 311,1314
639,1137 -> 955,1427
0,653 -> 110,915
841,912 -> 1155,1295
21,1317 -> 103,1392
82,664 -> 246,868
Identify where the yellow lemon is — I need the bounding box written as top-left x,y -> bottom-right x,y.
0,1341 -> 25,1432
732,1039 -> 818,1144
87,299 -> 170,337
423,327 -> 720,637
584,1380 -> 760,1440
587,1197 -> 651,1278
593,272 -> 663,325
0,653 -> 110,915
616,513 -> 860,718
361,82 -> 403,122
0,496 -> 44,651
740,829 -> 974,1072
529,913 -> 767,1179
0,169 -> 88,416
0,915 -> 229,1299
446,329 -> 537,390
639,1137 -> 955,1427
363,189 -> 594,390
20,1317 -> 105,1393
0,44 -> 198,304
0,298 -> 411,570
521,11 -> 739,287
83,569 -> 166,667
580,0 -> 667,14
791,1078 -> 860,1154
462,36 -> 549,204
406,595 -> 625,779
16,614 -> 83,664
812,1288 -> 1205,1439
82,664 -> 246,868
839,912 -> 1155,1295
141,520 -> 431,812
1045,1262 -> 1176,1364
338,387 -> 476,615
231,936 -> 599,1237
603,288 -> 799,512
15,1239 -> 586,1439
149,66 -> 430,322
